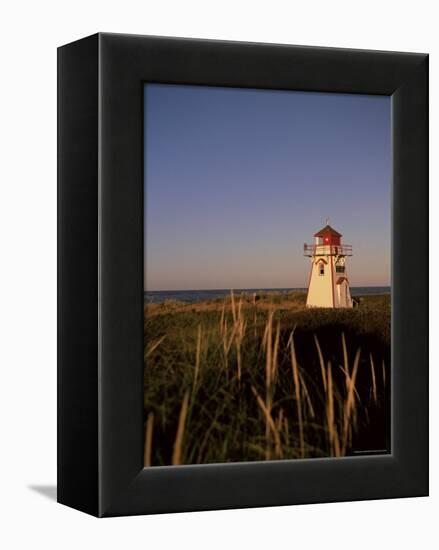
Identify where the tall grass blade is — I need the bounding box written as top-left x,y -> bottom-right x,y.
144,412 -> 154,467
369,352 -> 377,403
193,324 -> 202,390
342,348 -> 361,455
342,331 -> 349,387
298,371 -> 315,419
326,361 -> 341,457
290,334 -> 305,458
230,289 -> 237,323
172,391 -> 190,465
265,312 -> 273,459
314,334 -> 327,393
219,303 -> 225,336
144,335 -> 166,360
272,319 -> 280,382
252,386 -> 283,459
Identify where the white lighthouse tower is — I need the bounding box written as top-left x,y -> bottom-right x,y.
304,223 -> 353,308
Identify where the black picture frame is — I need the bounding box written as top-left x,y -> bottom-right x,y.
58,33 -> 428,517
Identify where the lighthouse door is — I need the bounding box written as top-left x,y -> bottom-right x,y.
337,279 -> 349,307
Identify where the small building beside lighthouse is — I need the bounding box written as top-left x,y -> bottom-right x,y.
304,224 -> 353,308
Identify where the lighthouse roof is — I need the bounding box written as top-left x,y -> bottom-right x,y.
314,224 -> 342,238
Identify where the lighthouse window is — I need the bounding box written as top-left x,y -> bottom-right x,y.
336,265 -> 345,273
318,263 -> 325,276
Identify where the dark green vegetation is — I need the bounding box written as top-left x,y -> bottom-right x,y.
143,292 -> 390,466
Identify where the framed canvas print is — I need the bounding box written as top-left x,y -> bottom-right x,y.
58,33 -> 428,517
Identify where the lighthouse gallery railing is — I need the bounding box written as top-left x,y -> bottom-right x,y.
303,244 -> 353,257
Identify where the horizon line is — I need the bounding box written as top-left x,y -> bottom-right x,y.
144,284 -> 391,293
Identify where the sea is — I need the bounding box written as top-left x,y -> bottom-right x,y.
144,287 -> 390,304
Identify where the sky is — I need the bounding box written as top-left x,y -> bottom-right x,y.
144,84 -> 391,291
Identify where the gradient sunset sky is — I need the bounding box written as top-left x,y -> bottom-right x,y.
144,84 -> 391,291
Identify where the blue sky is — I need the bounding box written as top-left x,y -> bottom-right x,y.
144,84 -> 391,291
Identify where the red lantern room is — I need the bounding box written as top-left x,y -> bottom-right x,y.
314,224 -> 342,246
303,223 -> 352,257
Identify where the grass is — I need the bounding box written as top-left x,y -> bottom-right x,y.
143,291 -> 390,466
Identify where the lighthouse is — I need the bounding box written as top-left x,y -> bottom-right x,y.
304,223 -> 353,308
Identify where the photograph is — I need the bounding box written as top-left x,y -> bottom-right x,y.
143,83 -> 391,466
0,0 -> 433,542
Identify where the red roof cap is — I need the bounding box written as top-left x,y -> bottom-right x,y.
314,224 -> 342,238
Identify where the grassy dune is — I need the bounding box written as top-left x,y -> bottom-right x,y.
143,291 -> 390,466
